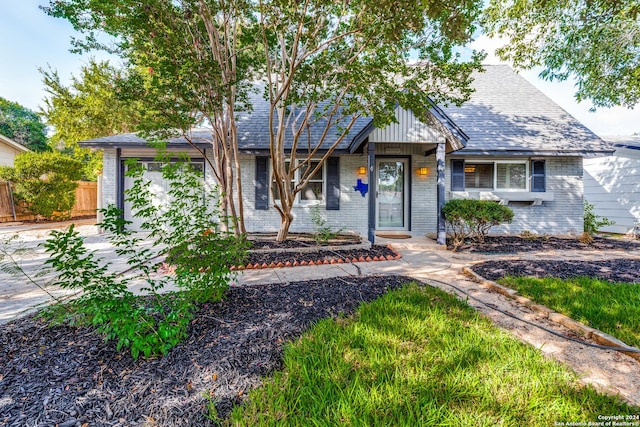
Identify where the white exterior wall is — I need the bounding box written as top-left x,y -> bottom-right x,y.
0,142 -> 25,167
584,148 -> 640,234
101,148 -> 585,237
241,154 -> 370,236
446,156 -> 584,235
102,149 -> 119,207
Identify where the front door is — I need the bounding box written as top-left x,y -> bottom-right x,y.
376,159 -> 408,230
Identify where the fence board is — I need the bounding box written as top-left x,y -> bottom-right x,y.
0,181 -> 14,219
0,181 -> 97,223
71,181 -> 98,217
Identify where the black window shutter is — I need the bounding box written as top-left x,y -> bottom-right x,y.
326,157 -> 340,210
531,160 -> 546,192
255,156 -> 269,210
451,159 -> 465,191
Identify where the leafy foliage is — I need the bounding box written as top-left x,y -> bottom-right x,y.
40,157 -> 247,359
42,0 -> 261,234
583,200 -> 615,235
0,151 -> 82,219
443,199 -> 514,249
483,0 -> 640,108
258,0 -> 485,240
0,97 -> 48,152
40,59 -> 146,180
310,205 -> 342,245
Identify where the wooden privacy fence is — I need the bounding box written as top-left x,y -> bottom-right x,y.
0,180 -> 97,223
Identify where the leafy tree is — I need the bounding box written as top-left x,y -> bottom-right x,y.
43,0 -> 260,234
0,97 -> 48,152
40,59 -> 146,180
483,0 -> 640,108
0,151 -> 83,219
258,0 -> 484,240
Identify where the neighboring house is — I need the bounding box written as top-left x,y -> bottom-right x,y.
584,135 -> 640,234
80,65 -> 612,243
0,133 -> 29,167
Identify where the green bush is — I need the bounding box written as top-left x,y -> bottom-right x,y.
0,151 -> 82,219
443,199 -> 514,249
583,200 -> 614,235
310,205 -> 343,245
41,156 -> 247,359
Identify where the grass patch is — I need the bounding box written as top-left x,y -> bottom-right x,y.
228,283 -> 635,426
499,276 -> 640,348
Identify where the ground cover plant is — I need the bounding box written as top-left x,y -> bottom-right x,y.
229,283 -> 636,426
498,276 -> 640,349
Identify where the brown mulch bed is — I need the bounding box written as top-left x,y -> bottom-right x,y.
451,235 -> 640,253
0,275 -> 411,427
471,258 -> 640,284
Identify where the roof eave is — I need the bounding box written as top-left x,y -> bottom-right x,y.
0,134 -> 30,152
449,149 -> 615,157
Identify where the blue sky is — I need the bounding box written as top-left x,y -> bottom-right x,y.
1,1 -> 638,137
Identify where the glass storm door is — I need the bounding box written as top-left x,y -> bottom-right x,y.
376,159 -> 407,230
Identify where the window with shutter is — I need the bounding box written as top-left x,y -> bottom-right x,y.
451,159 -> 465,191
255,156 -> 269,210
269,158 -> 336,207
531,160 -> 546,192
326,157 -> 340,210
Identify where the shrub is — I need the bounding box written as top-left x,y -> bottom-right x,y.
40,156 -> 247,358
0,151 -> 83,219
443,199 -> 514,249
583,200 -> 614,235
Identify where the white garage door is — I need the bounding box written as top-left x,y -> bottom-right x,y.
123,161 -> 204,230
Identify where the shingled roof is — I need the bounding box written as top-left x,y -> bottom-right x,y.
443,65 -> 612,156
80,65 -> 612,156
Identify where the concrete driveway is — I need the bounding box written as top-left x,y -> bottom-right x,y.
0,219 -> 136,323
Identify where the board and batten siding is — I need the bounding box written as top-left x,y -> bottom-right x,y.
584,147 -> 640,234
369,107 -> 445,144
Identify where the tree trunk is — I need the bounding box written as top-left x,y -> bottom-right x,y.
276,210 -> 293,241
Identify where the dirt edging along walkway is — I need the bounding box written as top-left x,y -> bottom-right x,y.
462,266 -> 640,363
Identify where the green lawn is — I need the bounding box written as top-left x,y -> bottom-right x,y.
227,283 -> 636,426
498,276 -> 640,349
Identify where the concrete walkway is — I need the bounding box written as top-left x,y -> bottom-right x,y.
236,235 -> 452,286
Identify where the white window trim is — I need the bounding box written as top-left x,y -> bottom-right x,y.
494,160 -> 529,191
464,160 -> 529,192
271,159 -> 326,206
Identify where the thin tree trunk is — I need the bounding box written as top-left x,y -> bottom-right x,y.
276,210 -> 293,241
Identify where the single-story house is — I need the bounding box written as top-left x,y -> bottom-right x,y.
0,133 -> 29,167
584,135 -> 640,235
80,65 -> 613,243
